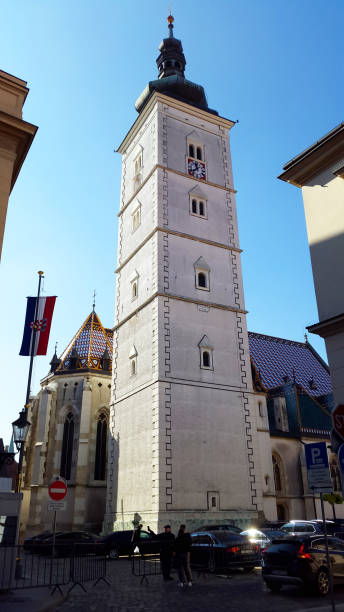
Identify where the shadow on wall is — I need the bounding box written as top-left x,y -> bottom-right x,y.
309,231 -> 344,322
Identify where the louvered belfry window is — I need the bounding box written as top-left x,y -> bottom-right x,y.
60,412 -> 74,480
94,413 -> 107,481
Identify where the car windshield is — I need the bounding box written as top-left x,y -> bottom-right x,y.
265,540 -> 303,554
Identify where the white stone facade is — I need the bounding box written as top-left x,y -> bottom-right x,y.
105,92 -> 264,533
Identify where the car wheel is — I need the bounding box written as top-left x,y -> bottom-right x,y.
266,581 -> 281,593
243,566 -> 255,573
316,568 -> 329,596
208,557 -> 216,573
109,547 -> 120,560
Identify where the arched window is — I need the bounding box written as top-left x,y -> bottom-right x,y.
198,272 -> 207,288
272,455 -> 282,493
202,351 -> 210,368
188,144 -> 195,158
196,147 -> 202,161
94,413 -> 107,481
60,412 -> 74,480
331,462 -> 341,492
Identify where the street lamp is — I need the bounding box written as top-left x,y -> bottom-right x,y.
11,409 -> 30,492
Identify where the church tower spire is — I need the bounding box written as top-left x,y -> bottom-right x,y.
156,15 -> 186,79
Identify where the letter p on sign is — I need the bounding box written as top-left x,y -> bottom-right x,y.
311,448 -> 321,464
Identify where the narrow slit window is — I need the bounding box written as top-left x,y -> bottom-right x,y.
189,144 -> 195,158
199,201 -> 205,216
131,359 -> 136,376
132,282 -> 137,300
192,199 -> 197,213
60,412 -> 74,480
94,413 -> 107,481
196,147 -> 202,161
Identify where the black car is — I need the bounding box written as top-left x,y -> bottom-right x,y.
38,531 -> 103,556
194,524 -> 241,534
23,531 -> 54,552
100,530 -> 160,559
190,530 -> 260,573
262,535 -> 344,595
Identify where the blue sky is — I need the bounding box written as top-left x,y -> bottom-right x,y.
0,0 -> 342,442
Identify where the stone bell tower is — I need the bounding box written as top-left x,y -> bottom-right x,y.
104,16 -> 263,533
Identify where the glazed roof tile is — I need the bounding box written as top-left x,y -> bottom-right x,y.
248,332 -> 332,396
57,311 -> 113,372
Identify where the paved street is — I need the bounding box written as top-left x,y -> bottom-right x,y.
56,559 -> 344,612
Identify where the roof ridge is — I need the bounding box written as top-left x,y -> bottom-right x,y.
248,331 -> 306,348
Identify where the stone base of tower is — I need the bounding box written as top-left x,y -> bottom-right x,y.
109,509 -> 260,535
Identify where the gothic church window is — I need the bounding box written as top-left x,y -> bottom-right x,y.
133,150 -> 143,191
331,461 -> 342,492
202,350 -> 210,368
272,454 -> 283,493
273,396 -> 289,432
130,270 -> 139,302
60,412 -> 74,480
188,142 -> 204,161
94,413 -> 107,481
129,345 -> 137,376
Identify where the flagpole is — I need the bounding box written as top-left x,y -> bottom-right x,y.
16,270 -> 44,492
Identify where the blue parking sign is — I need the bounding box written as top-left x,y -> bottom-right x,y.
305,442 -> 332,493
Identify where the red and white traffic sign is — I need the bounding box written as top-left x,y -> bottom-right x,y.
332,404 -> 344,441
48,477 -> 67,501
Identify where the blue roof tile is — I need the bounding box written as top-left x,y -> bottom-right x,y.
248,332 -> 332,397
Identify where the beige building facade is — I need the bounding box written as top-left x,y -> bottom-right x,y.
279,124 -> 344,413
0,70 -> 37,260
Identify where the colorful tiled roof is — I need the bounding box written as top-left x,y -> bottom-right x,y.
248,332 -> 332,397
57,311 -> 113,372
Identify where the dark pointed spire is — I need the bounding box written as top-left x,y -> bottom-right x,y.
69,346 -> 80,370
100,347 -> 111,372
156,14 -> 186,79
50,342 -> 61,373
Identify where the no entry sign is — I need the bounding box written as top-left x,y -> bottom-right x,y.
332,404 -> 344,441
48,477 -> 67,501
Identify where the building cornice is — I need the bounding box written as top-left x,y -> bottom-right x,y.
114,291 -> 247,331
278,122 -> 344,187
0,110 -> 38,191
118,163 -> 236,218
115,226 -> 241,274
117,91 -> 235,154
307,312 -> 344,338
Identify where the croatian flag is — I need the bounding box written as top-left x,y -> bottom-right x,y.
20,296 -> 56,356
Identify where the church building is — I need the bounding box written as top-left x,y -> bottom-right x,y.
104,16 -> 269,534
21,310 -> 113,535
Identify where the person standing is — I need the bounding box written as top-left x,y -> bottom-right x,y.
148,524 -> 175,580
174,524 -> 192,587
131,523 -> 142,557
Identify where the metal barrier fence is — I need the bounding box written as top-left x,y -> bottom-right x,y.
0,544 -> 109,594
132,542 -> 260,583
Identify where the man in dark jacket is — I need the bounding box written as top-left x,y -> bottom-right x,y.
148,524 -> 175,580
174,524 -> 192,586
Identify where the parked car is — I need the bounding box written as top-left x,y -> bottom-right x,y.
260,528 -> 286,541
194,524 -> 241,534
38,531 -> 103,556
23,531 -> 54,552
262,535 -> 344,595
100,530 -> 160,560
280,520 -> 337,537
190,530 -> 260,573
240,529 -> 271,550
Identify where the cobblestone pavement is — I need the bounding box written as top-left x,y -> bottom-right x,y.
56,560 -> 344,612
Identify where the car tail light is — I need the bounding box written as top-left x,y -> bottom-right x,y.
226,546 -> 240,553
297,543 -> 311,559
254,545 -> 259,553
261,547 -> 268,555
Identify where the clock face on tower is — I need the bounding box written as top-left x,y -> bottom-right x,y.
187,158 -> 206,180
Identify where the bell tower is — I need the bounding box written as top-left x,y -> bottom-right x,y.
104,17 -> 263,533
